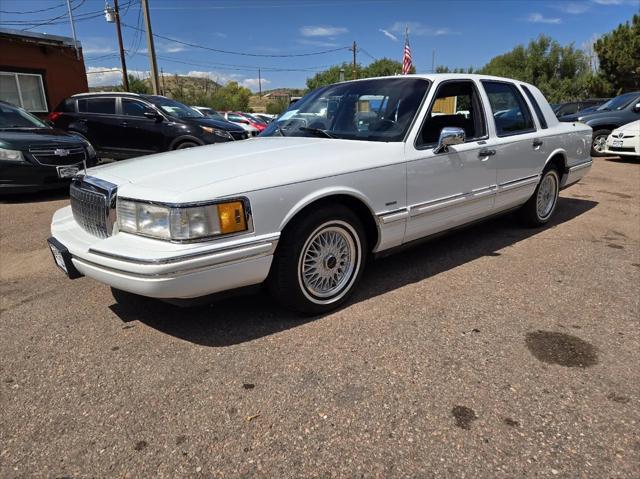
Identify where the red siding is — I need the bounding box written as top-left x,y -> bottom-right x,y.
0,36 -> 88,114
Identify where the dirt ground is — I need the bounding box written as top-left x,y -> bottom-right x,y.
1,157 -> 639,478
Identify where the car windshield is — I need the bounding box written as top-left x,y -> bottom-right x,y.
145,96 -> 203,118
0,103 -> 48,129
244,113 -> 266,124
596,92 -> 639,111
261,77 -> 430,142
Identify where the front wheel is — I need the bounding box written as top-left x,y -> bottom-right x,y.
518,167 -> 560,227
591,129 -> 611,157
268,205 -> 367,315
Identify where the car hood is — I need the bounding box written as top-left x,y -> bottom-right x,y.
181,116 -> 244,132
612,120 -> 640,135
87,137 -> 404,203
0,128 -> 85,149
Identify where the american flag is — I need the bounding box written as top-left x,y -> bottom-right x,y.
402,29 -> 412,75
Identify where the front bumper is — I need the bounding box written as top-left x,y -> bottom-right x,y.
0,157 -> 96,194
604,136 -> 640,157
50,206 -> 278,299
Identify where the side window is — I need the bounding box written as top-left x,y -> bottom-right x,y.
122,99 -> 148,117
418,81 -> 486,147
521,85 -> 548,129
79,98 -> 116,115
481,81 -> 534,136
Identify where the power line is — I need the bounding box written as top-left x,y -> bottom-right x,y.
121,21 -> 350,58
153,54 -> 331,72
0,2 -> 66,15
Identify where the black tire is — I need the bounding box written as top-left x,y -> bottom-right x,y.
268,204 -> 368,315
591,129 -> 611,157
174,141 -> 198,150
518,166 -> 561,227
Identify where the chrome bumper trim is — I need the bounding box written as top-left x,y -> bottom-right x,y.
88,233 -> 280,265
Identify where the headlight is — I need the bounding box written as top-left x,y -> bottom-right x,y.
201,126 -> 234,140
117,198 -> 249,241
0,148 -> 25,162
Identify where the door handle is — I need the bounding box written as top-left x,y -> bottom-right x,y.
532,139 -> 543,148
120,121 -> 128,127
478,148 -> 496,158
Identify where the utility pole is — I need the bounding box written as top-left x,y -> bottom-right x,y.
113,0 -> 129,91
258,68 -> 262,97
65,0 -> 80,59
432,49 -> 435,73
141,0 -> 160,95
351,41 -> 357,80
160,67 -> 165,95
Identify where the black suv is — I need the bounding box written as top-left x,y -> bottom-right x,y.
50,93 -> 248,160
0,101 -> 97,194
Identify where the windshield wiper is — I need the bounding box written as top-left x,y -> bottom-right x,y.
298,127 -> 334,138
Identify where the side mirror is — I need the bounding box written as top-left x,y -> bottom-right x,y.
434,126 -> 465,154
634,102 -> 640,113
144,109 -> 161,120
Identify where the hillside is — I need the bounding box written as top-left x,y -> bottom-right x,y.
90,74 -> 221,97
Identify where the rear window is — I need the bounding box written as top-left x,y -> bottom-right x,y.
78,97 -> 116,115
481,81 -> 535,136
521,85 -> 548,129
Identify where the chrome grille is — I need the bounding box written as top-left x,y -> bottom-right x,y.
69,177 -> 117,238
230,131 -> 248,141
29,145 -> 86,166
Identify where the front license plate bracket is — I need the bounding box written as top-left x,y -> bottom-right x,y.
47,237 -> 83,279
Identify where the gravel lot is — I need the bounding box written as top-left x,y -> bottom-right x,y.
1,158 -> 639,478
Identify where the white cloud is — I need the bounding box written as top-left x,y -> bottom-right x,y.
379,29 -> 398,42
86,66 -> 148,87
241,78 -> 271,91
527,13 -> 562,24
556,2 -> 591,14
299,25 -> 348,37
388,21 -> 459,36
297,38 -> 340,47
591,0 -> 628,4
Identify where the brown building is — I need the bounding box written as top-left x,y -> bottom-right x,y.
0,28 -> 88,116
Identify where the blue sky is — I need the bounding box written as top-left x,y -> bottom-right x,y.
1,0 -> 638,91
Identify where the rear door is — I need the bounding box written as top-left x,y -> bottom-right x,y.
480,80 -> 545,212
77,97 -> 120,153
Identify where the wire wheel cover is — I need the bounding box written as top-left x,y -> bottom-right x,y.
537,172 -> 558,219
300,224 -> 358,299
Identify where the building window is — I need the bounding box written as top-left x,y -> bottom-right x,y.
0,72 -> 47,112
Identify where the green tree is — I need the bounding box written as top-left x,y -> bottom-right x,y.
594,14 -> 640,92
306,58 -> 415,91
478,35 -> 605,103
266,98 -> 288,115
306,62 -> 356,90
114,74 -> 150,94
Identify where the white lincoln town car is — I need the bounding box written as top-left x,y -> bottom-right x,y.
49,74 -> 593,314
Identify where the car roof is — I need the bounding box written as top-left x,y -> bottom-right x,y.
71,91 -> 144,98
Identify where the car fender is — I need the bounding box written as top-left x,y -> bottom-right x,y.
168,135 -> 205,150
279,185 -> 378,232
544,148 -> 568,171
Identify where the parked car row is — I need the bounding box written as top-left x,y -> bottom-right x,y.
558,91 -> 640,156
552,98 -> 609,118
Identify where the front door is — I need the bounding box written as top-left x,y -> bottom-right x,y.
116,98 -> 167,156
404,80 -> 497,242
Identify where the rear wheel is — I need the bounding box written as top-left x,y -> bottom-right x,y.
591,129 -> 611,157
518,166 -> 560,227
174,141 -> 198,150
268,205 -> 367,315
